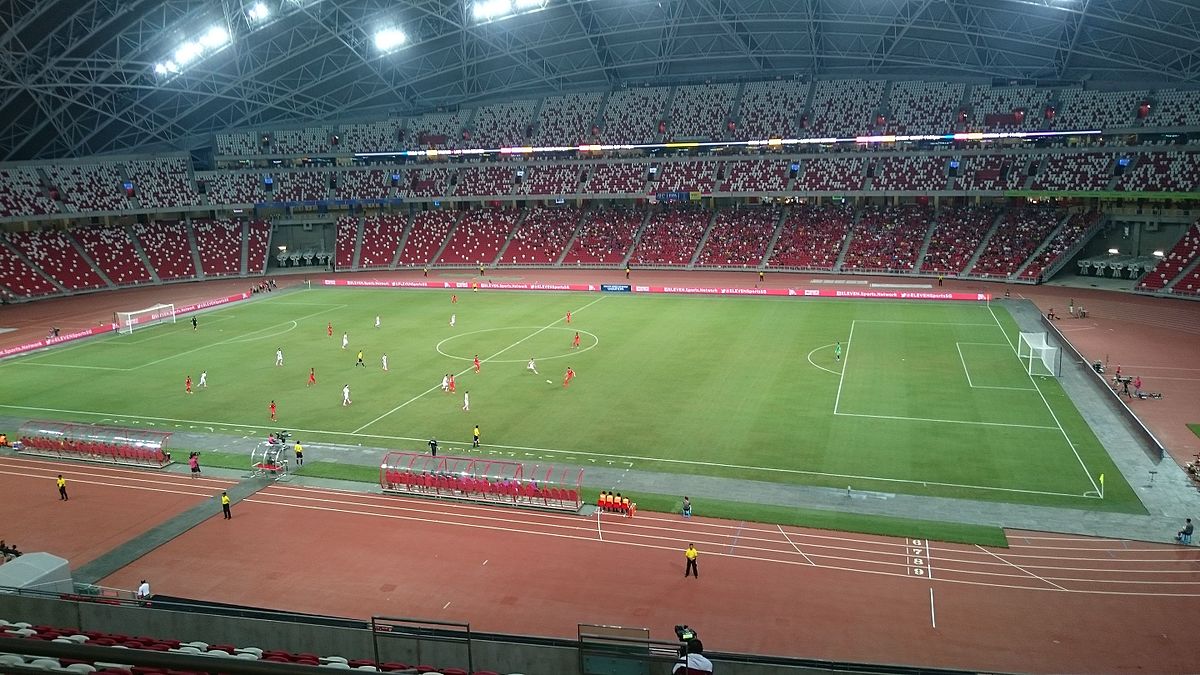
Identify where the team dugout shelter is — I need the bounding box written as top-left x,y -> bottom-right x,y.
380,451 -> 583,512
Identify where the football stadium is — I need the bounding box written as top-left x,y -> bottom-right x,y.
0,2 -> 1199,674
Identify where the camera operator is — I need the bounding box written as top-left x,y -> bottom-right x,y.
673,626 -> 713,674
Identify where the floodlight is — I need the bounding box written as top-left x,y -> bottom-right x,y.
200,26 -> 230,49
1107,248 -> 1119,254
174,41 -> 203,65
513,0 -> 547,9
248,2 -> 270,22
1153,250 -> 1164,257
374,28 -> 407,51
473,0 -> 511,21
154,63 -> 169,75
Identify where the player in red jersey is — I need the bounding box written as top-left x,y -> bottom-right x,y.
448,373 -> 456,393
563,366 -> 575,388
269,400 -> 277,421
451,294 -> 458,304
327,322 -> 333,338
572,331 -> 581,349
565,311 -> 572,324
474,355 -> 481,373
307,368 -> 316,387
185,375 -> 193,395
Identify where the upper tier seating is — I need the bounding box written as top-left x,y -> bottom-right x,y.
335,216 -> 359,269
501,207 -> 580,264
955,154 -> 1026,191
767,204 -> 854,270
968,85 -> 1050,131
454,165 -> 514,197
470,100 -> 537,148
215,131 -> 259,156
734,80 -> 806,140
840,205 -> 931,272
339,119 -> 404,153
694,206 -> 781,267
410,111 -> 466,149
971,207 -> 1061,278
437,209 -> 519,265
0,243 -> 58,299
1116,151 -> 1200,192
200,172 -> 264,205
871,156 -> 947,191
6,229 -> 104,291
515,164 -> 581,195
1138,223 -> 1200,292
807,79 -> 885,136
273,126 -> 333,154
1020,211 -> 1101,281
668,83 -> 737,140
271,171 -> 328,202
44,163 -> 129,212
1145,89 -> 1200,128
358,213 -> 406,268
246,220 -> 271,274
125,158 -> 198,209
653,162 -> 716,193
1052,89 -> 1145,130
582,163 -> 647,195
719,159 -> 791,193
920,207 -> 997,274
398,210 -> 459,266
794,156 -> 865,191
334,169 -> 394,200
629,206 -> 711,266
1031,154 -> 1113,191
405,167 -> 452,198
562,208 -> 643,264
599,87 -> 670,144
0,168 -> 57,217
533,92 -> 604,145
192,219 -> 242,277
885,80 -> 965,135
71,224 -> 152,285
133,220 -> 197,281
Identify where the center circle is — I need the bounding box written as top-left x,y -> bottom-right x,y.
435,326 -> 599,363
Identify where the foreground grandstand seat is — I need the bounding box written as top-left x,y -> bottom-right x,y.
405,167 -> 452,198
436,210 -> 519,265
501,207 -> 579,264
920,207 -> 997,275
198,171 -> 264,204
358,213 -> 407,268
1138,222 -> 1200,292
454,166 -> 514,197
70,225 -> 152,286
335,216 -> 360,270
1116,151 -> 1200,192
694,206 -> 781,268
767,204 -> 853,270
954,154 -> 1025,191
1020,211 -> 1101,281
6,229 -> 106,291
629,206 -> 710,266
133,221 -> 197,281
245,220 -> 272,274
970,207 -> 1061,278
192,219 -> 242,277
840,205 -> 931,272
870,156 -> 946,191
561,208 -> 642,264
397,211 -> 459,267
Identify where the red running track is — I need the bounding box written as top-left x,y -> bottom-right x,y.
77,479 -> 1200,674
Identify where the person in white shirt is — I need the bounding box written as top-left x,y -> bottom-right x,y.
374,315 -> 381,329
449,314 -> 456,327
381,353 -> 389,371
342,384 -> 352,406
136,580 -> 151,600
462,390 -> 470,412
342,333 -> 349,350
441,374 -> 449,392
527,358 -> 538,375
198,370 -> 207,388
275,348 -> 283,366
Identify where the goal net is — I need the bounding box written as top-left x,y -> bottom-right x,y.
115,303 -> 176,335
1017,331 -> 1061,377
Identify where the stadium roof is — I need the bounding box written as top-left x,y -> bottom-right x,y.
1,0 -> 1198,161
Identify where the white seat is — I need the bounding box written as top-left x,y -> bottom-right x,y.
320,663 -> 351,669
321,656 -> 349,664
206,649 -> 231,657
64,635 -> 88,643
0,654 -> 26,666
92,663 -> 132,670
183,640 -> 209,649
28,658 -> 61,669
235,653 -> 259,660
11,622 -> 32,628
236,647 -> 263,657
63,664 -> 96,673
352,667 -> 379,672
6,628 -> 36,637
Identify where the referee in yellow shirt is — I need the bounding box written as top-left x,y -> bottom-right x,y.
56,474 -> 68,501
684,543 -> 698,578
221,491 -> 232,519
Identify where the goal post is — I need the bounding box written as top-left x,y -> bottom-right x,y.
115,303 -> 176,335
1017,331 -> 1061,377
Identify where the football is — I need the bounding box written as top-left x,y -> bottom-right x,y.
546,379 -> 552,384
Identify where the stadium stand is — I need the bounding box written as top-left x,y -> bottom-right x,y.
734,79 -> 806,140
653,161 -> 716,193
885,80 -> 965,135
437,209 -> 519,265
199,172 -> 264,205
125,158 -> 199,209
272,126 -> 333,155
1051,88 -> 1144,130
409,110 -> 467,149
501,207 -> 580,264
920,207 -> 998,275
561,207 -> 642,264
43,163 -> 129,213
1145,88 -> 1200,128
333,169 -> 394,200
629,205 -> 711,266
1116,151 -> 1200,192
132,221 -> 197,281
271,171 -> 328,202
1031,153 -> 1114,191
719,159 -> 791,193
338,119 -> 404,153
405,167 -> 452,199
1137,222 -> 1200,292
71,224 -> 152,286
668,83 -> 737,140
357,213 -> 407,269
1020,211 -> 1102,281
870,156 -> 947,191
767,204 -> 854,270
1170,259 -> 1200,297
0,242 -> 58,299
694,206 -> 781,267
454,165 -> 515,197
794,156 -> 866,191
6,229 -> 104,291
599,86 -> 670,144
954,154 -> 1026,191
335,216 -> 360,270
970,207 -> 1061,278
968,85 -> 1051,131
515,163 -> 581,195
397,210 -> 459,267
533,91 -> 604,145
215,130 -> 260,156
807,79 -> 885,136
246,220 -> 272,274
469,100 -> 537,148
0,167 -> 57,218
840,204 -> 931,272
582,162 -> 647,195
192,219 -> 243,277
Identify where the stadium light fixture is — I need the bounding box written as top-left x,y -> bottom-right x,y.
1108,248 -> 1119,254
247,2 -> 270,22
154,23 -> 231,77
1153,250 -> 1164,257
374,28 -> 407,52
199,26 -> 230,49
473,0 -> 513,21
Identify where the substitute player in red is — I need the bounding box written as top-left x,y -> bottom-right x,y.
327,322 -> 333,338
474,355 -> 481,373
448,373 -> 456,393
307,368 -> 316,387
185,375 -> 193,395
269,400 -> 277,421
572,331 -> 581,349
563,366 -> 576,388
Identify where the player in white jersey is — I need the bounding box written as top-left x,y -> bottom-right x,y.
449,314 -> 456,327
275,348 -> 284,366
342,333 -> 349,350
441,374 -> 449,392
342,384 -> 352,406
375,315 -> 381,329
462,390 -> 470,412
381,353 -> 389,371
198,370 -> 207,388
527,358 -> 538,375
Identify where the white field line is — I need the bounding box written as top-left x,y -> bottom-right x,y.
805,344 -> 842,376
352,296 -> 605,433
955,342 -> 976,388
778,524 -> 815,565
850,321 -> 1000,326
955,342 -> 1036,391
0,401 -> 1094,499
929,588 -> 937,628
831,321 -> 856,414
974,545 -> 1068,591
988,305 -> 1101,496
832,411 -> 1059,431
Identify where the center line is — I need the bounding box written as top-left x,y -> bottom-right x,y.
352,296 -> 605,433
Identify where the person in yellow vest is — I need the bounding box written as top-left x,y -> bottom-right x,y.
684,543 -> 698,578
293,441 -> 304,467
56,474 -> 68,501
221,491 -> 232,519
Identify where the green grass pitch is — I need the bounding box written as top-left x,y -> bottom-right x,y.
0,288 -> 1142,513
